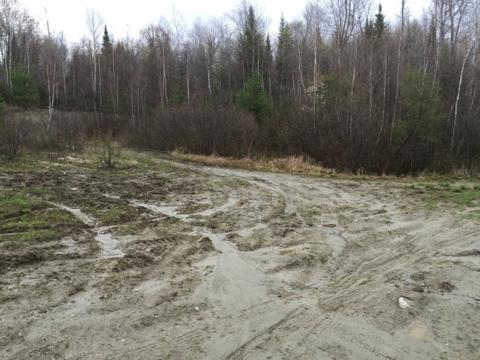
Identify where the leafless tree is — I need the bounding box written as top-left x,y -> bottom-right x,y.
328,0 -> 368,68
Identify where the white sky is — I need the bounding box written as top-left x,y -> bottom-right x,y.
21,0 -> 431,43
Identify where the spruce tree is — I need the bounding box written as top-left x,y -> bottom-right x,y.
101,26 -> 114,114
238,6 -> 263,78
264,35 -> 273,97
275,15 -> 293,91
102,26 -> 112,56
11,67 -> 39,108
374,4 -> 387,38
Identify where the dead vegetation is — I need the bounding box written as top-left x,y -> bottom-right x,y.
170,150 -> 338,177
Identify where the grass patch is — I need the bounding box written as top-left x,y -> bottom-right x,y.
222,177 -> 250,188
0,195 -> 31,215
442,187 -> 480,206
0,194 -> 85,248
0,229 -> 61,249
0,194 -> 45,220
170,151 -> 338,178
0,207 -> 81,233
408,182 -> 480,210
90,205 -> 140,226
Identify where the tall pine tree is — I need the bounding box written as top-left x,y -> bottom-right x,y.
275,16 -> 293,96
238,6 -> 264,80
374,4 -> 387,38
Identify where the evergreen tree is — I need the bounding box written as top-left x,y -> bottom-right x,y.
101,26 -> 114,114
263,35 -> 273,97
393,71 -> 445,157
275,15 -> 293,92
237,74 -> 270,123
11,67 -> 39,108
238,6 -> 263,78
101,26 -> 112,56
374,4 -> 387,38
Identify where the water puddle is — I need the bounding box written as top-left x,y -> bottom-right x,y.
103,194 -> 121,200
95,227 -> 125,258
132,201 -> 190,221
49,202 -> 124,259
131,199 -> 269,309
56,238 -> 80,255
49,202 -> 96,227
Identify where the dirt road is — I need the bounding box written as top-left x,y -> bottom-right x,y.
1,154 -> 479,359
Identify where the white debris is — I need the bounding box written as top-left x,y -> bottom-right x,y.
398,296 -> 412,309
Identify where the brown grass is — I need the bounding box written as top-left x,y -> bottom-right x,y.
170,150 -> 338,177
168,151 -> 480,183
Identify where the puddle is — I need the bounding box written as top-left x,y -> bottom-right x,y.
49,203 -> 124,259
56,238 -> 80,255
405,320 -> 432,340
95,227 -> 125,259
103,194 -> 121,200
192,227 -> 268,311
49,202 -> 96,227
131,199 -> 269,310
132,201 -> 190,221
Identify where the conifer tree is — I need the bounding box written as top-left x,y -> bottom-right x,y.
238,6 -> 263,79
374,4 -> 387,38
264,35 -> 273,99
275,16 -> 293,92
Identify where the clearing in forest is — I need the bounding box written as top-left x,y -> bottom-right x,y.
0,151 -> 479,359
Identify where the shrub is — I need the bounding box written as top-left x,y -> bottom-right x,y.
237,75 -> 270,124
12,67 -> 39,108
100,130 -> 121,168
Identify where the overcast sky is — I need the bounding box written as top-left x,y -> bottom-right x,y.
21,0 -> 431,43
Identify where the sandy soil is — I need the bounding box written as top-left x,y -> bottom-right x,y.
1,153 -> 479,359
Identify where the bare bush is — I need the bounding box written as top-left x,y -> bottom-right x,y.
132,107 -> 258,158
0,108 -> 27,159
100,130 -> 121,168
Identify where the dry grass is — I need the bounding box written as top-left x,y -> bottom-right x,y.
168,151 -> 480,183
170,151 -> 338,177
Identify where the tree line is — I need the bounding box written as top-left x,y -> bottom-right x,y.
1,0 -> 479,174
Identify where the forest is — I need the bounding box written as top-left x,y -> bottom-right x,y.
0,0 -> 479,174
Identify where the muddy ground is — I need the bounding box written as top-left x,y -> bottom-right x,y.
0,151 -> 479,359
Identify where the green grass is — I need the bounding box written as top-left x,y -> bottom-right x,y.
0,194 -> 84,246
0,195 -> 30,211
409,181 -> 480,210
90,205 -> 139,226
442,187 -> 480,206
221,177 -> 250,188
0,194 -> 42,219
0,229 -> 61,249
0,208 -> 80,233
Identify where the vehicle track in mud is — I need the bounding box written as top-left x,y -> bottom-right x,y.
1,155 -> 479,359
